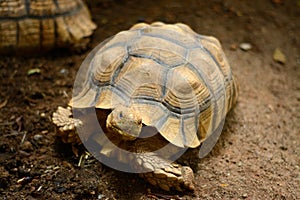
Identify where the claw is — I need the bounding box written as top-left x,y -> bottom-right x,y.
52,106 -> 82,145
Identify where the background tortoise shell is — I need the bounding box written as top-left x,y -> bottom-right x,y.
0,0 -> 96,54
70,22 -> 238,149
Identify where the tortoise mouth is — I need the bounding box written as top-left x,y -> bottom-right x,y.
109,123 -> 138,140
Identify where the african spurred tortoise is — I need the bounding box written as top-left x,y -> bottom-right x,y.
52,22 -> 238,191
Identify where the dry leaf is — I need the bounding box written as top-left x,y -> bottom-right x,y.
220,183 -> 229,187
273,48 -> 286,64
27,68 -> 41,76
0,99 -> 8,109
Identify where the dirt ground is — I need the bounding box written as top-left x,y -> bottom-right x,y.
0,0 -> 299,199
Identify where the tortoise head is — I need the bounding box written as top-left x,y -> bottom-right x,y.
106,105 -> 142,140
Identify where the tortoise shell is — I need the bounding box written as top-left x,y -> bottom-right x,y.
70,22 -> 238,148
0,0 -> 96,54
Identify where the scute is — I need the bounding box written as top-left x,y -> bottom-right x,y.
137,23 -> 199,49
158,116 -> 184,147
95,87 -> 127,109
131,102 -> 167,126
29,0 -> 57,16
114,57 -> 166,98
187,47 -> 229,140
93,45 -> 128,84
70,22 -> 238,148
129,35 -> 186,67
165,65 -> 203,111
199,36 -> 232,80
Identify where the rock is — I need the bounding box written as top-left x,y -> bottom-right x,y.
33,134 -> 43,141
242,193 -> 248,198
239,43 -> 252,51
230,44 -> 238,51
20,141 -> 34,152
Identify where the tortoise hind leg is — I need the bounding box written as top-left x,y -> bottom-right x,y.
130,152 -> 195,191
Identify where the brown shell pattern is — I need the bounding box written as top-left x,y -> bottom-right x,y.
0,0 -> 96,53
70,22 -> 238,148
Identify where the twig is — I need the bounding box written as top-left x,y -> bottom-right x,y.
25,96 -> 40,103
0,99 -> 8,109
3,131 -> 24,137
147,193 -> 182,200
0,122 -> 14,126
20,131 -> 27,145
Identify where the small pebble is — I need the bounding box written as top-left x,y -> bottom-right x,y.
17,177 -> 32,185
33,134 -> 43,141
242,193 -> 248,198
239,43 -> 252,51
90,191 -> 95,195
230,44 -> 238,51
20,141 -> 33,151
37,185 -> 43,192
60,68 -> 68,75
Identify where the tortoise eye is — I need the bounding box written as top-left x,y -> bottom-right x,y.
119,112 -> 123,118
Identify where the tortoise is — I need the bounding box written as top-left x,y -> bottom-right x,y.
0,0 -> 96,54
52,22 -> 238,191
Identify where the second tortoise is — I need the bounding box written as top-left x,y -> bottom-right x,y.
0,0 -> 96,54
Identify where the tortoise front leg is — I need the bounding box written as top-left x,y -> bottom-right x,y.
130,152 -> 195,191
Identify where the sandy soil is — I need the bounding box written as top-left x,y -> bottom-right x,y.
0,0 -> 299,199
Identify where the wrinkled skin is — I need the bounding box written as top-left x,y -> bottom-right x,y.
106,105 -> 142,140
52,106 -> 195,191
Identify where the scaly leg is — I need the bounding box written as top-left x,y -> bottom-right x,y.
130,151 -> 195,191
